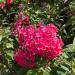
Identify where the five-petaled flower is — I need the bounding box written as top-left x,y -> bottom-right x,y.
0,2 -> 5,9
7,0 -> 13,4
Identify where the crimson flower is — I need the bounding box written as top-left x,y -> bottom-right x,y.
13,17 -> 64,68
0,2 -> 5,9
7,0 -> 13,4
25,16 -> 29,24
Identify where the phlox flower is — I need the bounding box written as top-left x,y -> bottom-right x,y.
13,17 -> 64,68
0,2 -> 5,9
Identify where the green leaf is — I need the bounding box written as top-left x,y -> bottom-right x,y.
0,35 -> 2,42
73,37 -> 75,44
6,51 -> 13,60
6,43 -> 13,48
63,44 -> 75,52
40,68 -> 50,75
60,65 -> 69,72
57,71 -> 66,75
61,52 -> 68,58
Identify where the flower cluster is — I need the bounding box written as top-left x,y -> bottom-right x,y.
0,0 -> 13,9
13,16 -> 64,68
11,13 -> 29,36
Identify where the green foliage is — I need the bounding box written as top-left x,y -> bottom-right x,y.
26,43 -> 75,75
0,0 -> 75,75
24,0 -> 75,45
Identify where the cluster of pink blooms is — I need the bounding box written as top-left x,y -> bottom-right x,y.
12,15 -> 64,68
0,0 -> 13,9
